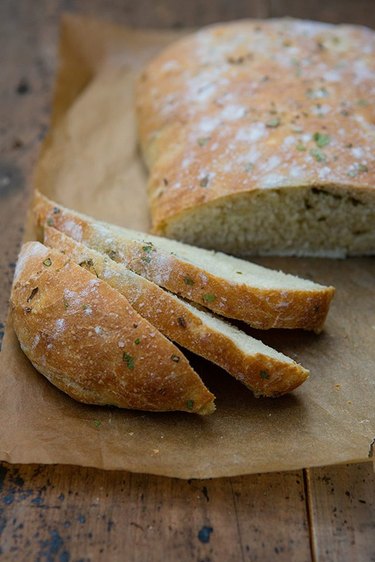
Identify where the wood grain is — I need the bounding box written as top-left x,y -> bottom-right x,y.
269,0 -> 375,28
306,463 -> 375,562
0,464 -> 311,562
1,1 -> 374,561
0,0 -> 57,339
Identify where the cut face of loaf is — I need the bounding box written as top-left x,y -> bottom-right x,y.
11,242 -> 215,414
44,226 -> 309,397
136,19 -> 375,256
35,192 -> 335,332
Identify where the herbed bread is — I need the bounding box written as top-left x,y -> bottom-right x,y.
35,192 -> 335,332
136,19 -> 375,257
44,226 -> 309,397
11,242 -> 215,414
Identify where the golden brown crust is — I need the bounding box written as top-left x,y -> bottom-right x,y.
34,192 -> 335,332
136,19 -> 375,237
44,226 -> 309,396
11,242 -> 215,414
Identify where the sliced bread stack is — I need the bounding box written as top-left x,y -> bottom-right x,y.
10,192 -> 335,414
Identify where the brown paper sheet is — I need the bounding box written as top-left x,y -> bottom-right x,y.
0,14 -> 374,478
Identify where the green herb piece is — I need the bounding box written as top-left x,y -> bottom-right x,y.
306,87 -> 329,99
43,258 -> 52,267
309,148 -> 327,163
203,293 -> 216,304
186,400 -> 195,410
184,276 -> 195,286
171,355 -> 180,362
197,137 -> 210,147
108,250 -> 117,260
142,243 -> 154,253
358,163 -> 368,173
63,298 -> 69,309
236,271 -> 243,274
313,132 -> 331,148
82,304 -> 89,311
290,58 -> 301,74
177,316 -> 187,328
244,162 -> 254,172
260,370 -> 270,380
142,243 -> 154,262
296,142 -> 306,152
200,175 -> 209,188
79,259 -> 94,269
79,259 -> 99,277
357,99 -> 369,107
46,217 -> 54,226
266,117 -> 280,128
82,259 -> 93,267
347,163 -> 369,177
123,352 -> 135,370
93,420 -> 101,428
134,338 -> 141,345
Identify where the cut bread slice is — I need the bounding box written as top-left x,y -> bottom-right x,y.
44,226 -> 309,397
11,242 -> 215,414
34,191 -> 335,332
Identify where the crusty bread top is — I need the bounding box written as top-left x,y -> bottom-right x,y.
136,19 -> 375,230
34,192 -> 335,331
11,242 -> 215,414
44,226 -> 309,397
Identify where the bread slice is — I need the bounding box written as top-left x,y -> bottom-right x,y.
11,242 -> 215,414
35,191 -> 335,332
44,226 -> 309,397
136,19 -> 375,257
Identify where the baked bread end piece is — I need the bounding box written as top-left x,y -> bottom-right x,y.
11,242 -> 216,415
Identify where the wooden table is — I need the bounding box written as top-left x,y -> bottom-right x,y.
0,1 -> 374,560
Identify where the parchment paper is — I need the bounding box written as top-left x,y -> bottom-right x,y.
0,14 -> 374,478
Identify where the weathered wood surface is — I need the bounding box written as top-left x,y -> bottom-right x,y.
0,464 -> 312,562
307,463 -> 375,562
0,1 -> 374,561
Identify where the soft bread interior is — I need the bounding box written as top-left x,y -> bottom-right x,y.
157,186 -> 375,258
104,222 -> 329,290
181,299 -> 296,364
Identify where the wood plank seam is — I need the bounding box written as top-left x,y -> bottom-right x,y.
303,469 -> 317,562
229,479 -> 246,562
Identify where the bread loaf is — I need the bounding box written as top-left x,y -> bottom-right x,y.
35,192 -> 335,332
11,242 -> 215,414
44,226 -> 309,397
136,19 -> 375,257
